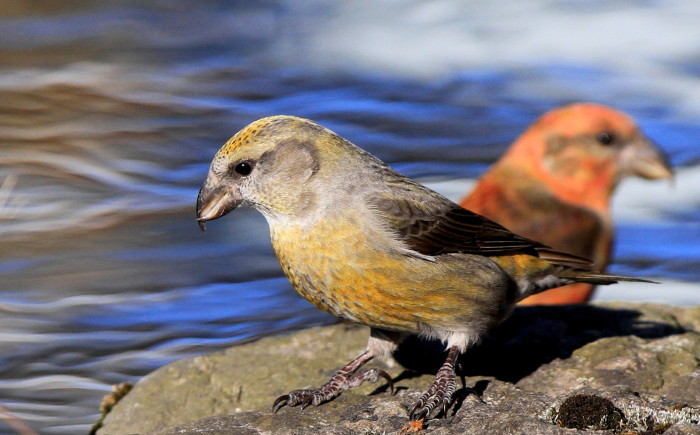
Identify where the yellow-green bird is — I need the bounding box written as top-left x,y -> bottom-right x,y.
196,115 -> 653,423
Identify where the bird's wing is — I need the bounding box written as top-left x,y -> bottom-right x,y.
369,178 -> 592,268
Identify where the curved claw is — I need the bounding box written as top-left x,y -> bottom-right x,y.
272,394 -> 290,413
377,369 -> 395,395
411,406 -> 430,423
270,350 -> 389,415
409,390 -> 432,419
409,397 -> 428,421
409,346 -> 460,422
409,385 -> 455,421
409,397 -> 419,415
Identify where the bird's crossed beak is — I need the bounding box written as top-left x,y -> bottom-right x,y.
196,182 -> 241,232
625,137 -> 673,180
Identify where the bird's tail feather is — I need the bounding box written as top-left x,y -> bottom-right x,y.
519,269 -> 658,302
558,269 -> 659,285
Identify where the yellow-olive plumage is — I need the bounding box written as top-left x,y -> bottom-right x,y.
196,115 -> 652,422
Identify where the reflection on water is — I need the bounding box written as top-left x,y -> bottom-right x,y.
1,1 -> 699,433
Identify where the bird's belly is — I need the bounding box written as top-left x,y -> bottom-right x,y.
270,223 -> 511,335
274,236 -> 421,332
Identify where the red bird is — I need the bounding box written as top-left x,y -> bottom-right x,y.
461,103 -> 672,305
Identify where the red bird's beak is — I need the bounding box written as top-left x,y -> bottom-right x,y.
623,137 -> 673,180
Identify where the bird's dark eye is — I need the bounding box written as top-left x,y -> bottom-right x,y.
596,132 -> 615,145
234,161 -> 253,176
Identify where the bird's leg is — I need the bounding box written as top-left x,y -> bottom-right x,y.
409,345 -> 459,422
272,349 -> 393,412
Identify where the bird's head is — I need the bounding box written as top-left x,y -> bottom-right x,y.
196,115 -> 356,231
505,103 -> 672,200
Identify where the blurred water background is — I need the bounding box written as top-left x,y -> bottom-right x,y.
0,1 -> 699,433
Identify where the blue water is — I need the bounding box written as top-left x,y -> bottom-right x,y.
0,1 -> 699,433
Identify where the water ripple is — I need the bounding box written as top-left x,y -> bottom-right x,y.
1,2 -> 699,434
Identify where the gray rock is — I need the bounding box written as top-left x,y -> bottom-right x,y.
97,303 -> 700,434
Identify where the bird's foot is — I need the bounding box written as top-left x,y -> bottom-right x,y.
272,350 -> 393,412
409,346 -> 459,422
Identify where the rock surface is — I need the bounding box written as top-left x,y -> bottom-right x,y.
98,303 -> 700,434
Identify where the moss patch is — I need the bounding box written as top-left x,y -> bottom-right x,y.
555,394 -> 624,430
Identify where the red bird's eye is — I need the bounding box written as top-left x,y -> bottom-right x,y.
596,132 -> 615,145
